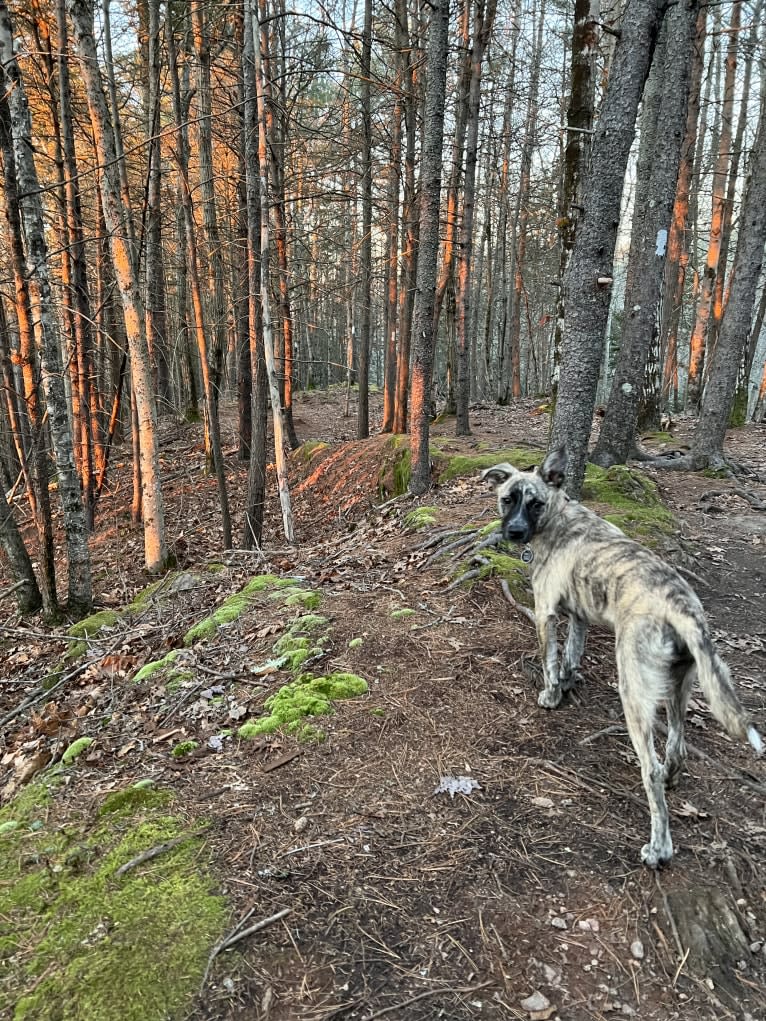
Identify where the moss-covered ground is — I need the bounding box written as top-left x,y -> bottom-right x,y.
0,776 -> 226,1021
582,463 -> 674,544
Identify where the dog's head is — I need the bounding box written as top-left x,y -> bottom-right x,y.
482,447 -> 567,544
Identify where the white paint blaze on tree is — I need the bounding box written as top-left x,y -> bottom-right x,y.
0,2 -> 92,615
66,0 -> 167,572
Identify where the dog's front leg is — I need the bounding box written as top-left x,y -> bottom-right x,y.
561,615 -> 586,691
537,611 -> 563,708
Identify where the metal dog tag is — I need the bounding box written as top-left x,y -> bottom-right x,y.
521,547 -> 534,564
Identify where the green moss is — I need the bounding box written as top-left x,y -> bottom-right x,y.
238,671 -> 368,740
437,446 -> 542,483
42,668 -> 64,689
127,579 -> 168,614
641,431 -> 673,443
67,610 -> 119,640
390,608 -> 415,620
61,738 -> 94,765
273,587 -> 322,610
241,574 -> 302,595
478,518 -> 502,537
0,780 -> 226,1021
63,640 -> 87,663
404,506 -> 438,530
348,637 -> 363,649
369,707 -> 385,717
99,784 -> 170,817
171,740 -> 199,758
165,670 -> 194,693
455,549 -> 532,605
700,466 -> 729,479
582,464 -> 674,544
134,650 -> 179,683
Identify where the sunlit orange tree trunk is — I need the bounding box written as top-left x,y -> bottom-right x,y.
67,0 -> 167,572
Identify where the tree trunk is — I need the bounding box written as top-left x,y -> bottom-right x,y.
242,0 -> 268,547
251,0 -> 294,541
552,0 -> 599,397
0,75 -> 57,616
691,88 -> 766,465
357,0 -> 372,438
409,0 -> 450,495
455,0 -> 497,435
660,4 -> 706,409
381,78 -> 402,433
67,0 -> 167,573
549,0 -> 666,497
592,0 -> 698,466
0,3 -> 92,615
392,0 -> 418,434
0,486 -> 42,614
686,0 -> 740,409
167,8 -> 232,549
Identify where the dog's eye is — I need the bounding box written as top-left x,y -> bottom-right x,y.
502,492 -> 519,509
529,498 -> 544,512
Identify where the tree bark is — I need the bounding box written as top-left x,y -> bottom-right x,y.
592,0 -> 698,466
455,0 -> 497,434
409,0 -> 450,495
357,0 -> 373,438
691,88 -> 766,466
67,0 -> 167,572
0,2 -> 92,615
549,0 -> 666,497
686,0 -> 740,409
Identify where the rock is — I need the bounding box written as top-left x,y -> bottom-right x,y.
749,940 -> 762,953
541,963 -> 562,986
630,939 -> 645,960
293,816 -> 309,833
551,917 -> 567,930
578,918 -> 600,932
520,991 -> 550,1013
531,796 -> 554,809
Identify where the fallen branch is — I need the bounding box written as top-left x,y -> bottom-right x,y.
115,831 -> 203,877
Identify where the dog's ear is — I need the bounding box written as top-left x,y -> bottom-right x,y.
540,447 -> 567,488
481,463 -> 514,489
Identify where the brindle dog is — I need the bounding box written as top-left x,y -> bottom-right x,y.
483,447 -> 763,867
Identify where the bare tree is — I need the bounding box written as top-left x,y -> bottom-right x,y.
409,0 -> 450,495
549,0 -> 666,496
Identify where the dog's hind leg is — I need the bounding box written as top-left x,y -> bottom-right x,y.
664,659 -> 695,789
616,629 -> 673,868
561,615 -> 586,691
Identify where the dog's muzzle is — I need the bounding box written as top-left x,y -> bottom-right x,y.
502,515 -> 532,544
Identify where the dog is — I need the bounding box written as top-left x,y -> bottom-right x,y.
483,447 -> 763,868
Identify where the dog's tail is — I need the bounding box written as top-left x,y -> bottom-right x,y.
672,611 -> 763,756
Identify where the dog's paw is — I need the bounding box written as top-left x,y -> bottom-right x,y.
641,841 -> 673,869
538,687 -> 563,709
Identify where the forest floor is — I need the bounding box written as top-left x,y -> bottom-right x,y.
1,388 -> 766,1021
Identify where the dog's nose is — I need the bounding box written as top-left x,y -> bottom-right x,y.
503,522 -> 529,543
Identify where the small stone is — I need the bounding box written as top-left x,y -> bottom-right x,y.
293,816 -> 309,833
630,940 -> 645,960
531,796 -> 554,809
520,991 -> 550,1014
551,917 -> 568,929
620,1005 -> 636,1017
749,941 -> 763,953
542,963 -> 562,986
578,918 -> 600,933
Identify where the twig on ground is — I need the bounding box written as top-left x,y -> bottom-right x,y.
579,724 -> 627,746
0,580 -> 28,603
362,981 -> 493,1020
655,872 -> 686,961
674,564 -> 711,589
115,831 -> 203,877
500,580 -> 537,626
201,907 -> 291,991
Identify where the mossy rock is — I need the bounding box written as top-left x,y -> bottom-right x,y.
295,439 -> 330,463
404,506 -> 438,531
0,778 -> 226,1021
641,431 -> 673,444
171,740 -> 199,758
582,464 -> 674,544
133,650 -> 180,683
437,446 -> 542,483
238,671 -> 368,741
271,614 -> 330,672
61,738 -> 94,766
98,783 -> 169,817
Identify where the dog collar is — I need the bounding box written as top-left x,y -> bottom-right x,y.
521,546 -> 534,564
